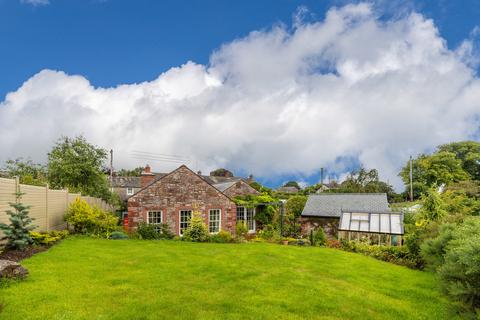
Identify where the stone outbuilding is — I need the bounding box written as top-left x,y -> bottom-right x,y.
127,165 -> 259,236
300,193 -> 391,237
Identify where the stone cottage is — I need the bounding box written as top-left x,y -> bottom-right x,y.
127,165 -> 259,235
300,193 -> 390,237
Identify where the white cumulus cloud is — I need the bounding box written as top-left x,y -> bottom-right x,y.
1,3 -> 480,190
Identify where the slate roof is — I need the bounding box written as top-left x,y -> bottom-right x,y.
301,193 -> 390,218
111,176 -> 141,188
111,174 -> 167,188
212,181 -> 239,192
202,175 -> 241,185
113,172 -> 242,190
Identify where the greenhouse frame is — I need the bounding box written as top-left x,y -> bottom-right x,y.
338,210 -> 404,246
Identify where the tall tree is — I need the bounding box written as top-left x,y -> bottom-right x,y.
337,168 -> 396,201
116,167 -> 144,177
47,136 -> 112,202
3,158 -> 47,186
400,151 -> 471,199
437,141 -> 480,180
284,181 -> 301,189
0,191 -> 36,251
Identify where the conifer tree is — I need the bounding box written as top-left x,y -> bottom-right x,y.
0,191 -> 36,251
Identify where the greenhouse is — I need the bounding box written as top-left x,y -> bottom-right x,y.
338,211 -> 404,246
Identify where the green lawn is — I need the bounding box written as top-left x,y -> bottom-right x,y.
0,237 -> 461,320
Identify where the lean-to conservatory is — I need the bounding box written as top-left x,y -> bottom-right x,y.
338,211 -> 404,246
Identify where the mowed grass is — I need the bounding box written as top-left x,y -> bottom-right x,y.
0,237 -> 460,320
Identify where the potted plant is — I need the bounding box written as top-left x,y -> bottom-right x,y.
282,237 -> 289,245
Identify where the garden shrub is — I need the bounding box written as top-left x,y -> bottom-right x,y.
236,221 -> 248,240
110,231 -> 128,240
65,198 -> 96,234
91,206 -> 118,238
65,198 -> 118,238
136,222 -> 160,240
183,210 -> 209,242
420,223 -> 456,270
438,217 -> 480,309
257,224 -> 281,242
30,230 -> 69,246
340,240 -> 421,269
311,228 -> 326,246
0,191 -> 36,251
209,230 -> 233,243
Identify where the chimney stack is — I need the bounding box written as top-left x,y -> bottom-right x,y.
197,170 -> 202,175
141,164 -> 155,188
247,174 -> 254,183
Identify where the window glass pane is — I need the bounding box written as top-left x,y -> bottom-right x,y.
179,210 -> 192,235
147,211 -> 162,232
209,209 -> 221,233
246,207 -> 255,231
236,207 -> 245,222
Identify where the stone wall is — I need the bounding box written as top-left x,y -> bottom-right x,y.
128,165 -> 237,235
300,216 -> 340,238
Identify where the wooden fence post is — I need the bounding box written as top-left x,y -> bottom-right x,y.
45,183 -> 49,232
14,176 -> 19,200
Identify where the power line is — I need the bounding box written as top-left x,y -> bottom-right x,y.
131,150 -> 189,161
130,155 -> 189,164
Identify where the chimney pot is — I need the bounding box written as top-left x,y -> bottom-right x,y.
140,164 -> 155,188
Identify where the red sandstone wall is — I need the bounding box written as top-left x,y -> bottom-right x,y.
128,166 -> 237,235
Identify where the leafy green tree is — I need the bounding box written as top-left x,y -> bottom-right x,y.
0,191 -> 36,251
285,195 -> 307,219
438,141 -> 480,180
209,168 -> 233,177
337,168 -> 397,201
248,181 -> 273,195
400,151 -> 471,199
285,195 -> 307,237
284,181 -> 300,189
438,217 -> 480,309
3,158 -> 47,186
116,167 -> 144,177
419,187 -> 447,222
47,136 -> 113,202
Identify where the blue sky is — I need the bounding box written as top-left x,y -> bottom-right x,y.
1,0 -> 480,190
1,0 -> 479,100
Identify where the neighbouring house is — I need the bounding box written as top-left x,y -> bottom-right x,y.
315,182 -> 340,193
276,186 -> 300,194
300,193 -> 391,237
127,165 -> 260,236
111,176 -> 142,202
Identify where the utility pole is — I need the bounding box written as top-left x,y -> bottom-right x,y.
409,155 -> 413,202
320,167 -> 324,185
110,149 -> 114,192
279,200 -> 286,237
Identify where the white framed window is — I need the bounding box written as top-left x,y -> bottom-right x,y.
246,207 -> 255,232
147,211 -> 162,232
179,210 -> 192,235
236,206 -> 255,233
236,207 -> 245,222
126,187 -> 134,195
209,209 -> 221,233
